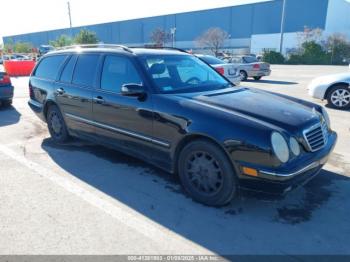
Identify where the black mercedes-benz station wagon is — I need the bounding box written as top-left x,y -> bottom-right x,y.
28,45 -> 337,206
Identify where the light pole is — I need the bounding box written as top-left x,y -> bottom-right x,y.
279,0 -> 287,54
170,27 -> 176,48
67,1 -> 72,28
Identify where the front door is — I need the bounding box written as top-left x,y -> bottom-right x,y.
92,54 -> 155,160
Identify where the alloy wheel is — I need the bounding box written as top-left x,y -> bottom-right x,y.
331,89 -> 350,108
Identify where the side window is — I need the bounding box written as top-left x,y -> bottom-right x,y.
34,55 -> 67,80
101,56 -> 142,93
72,54 -> 100,87
60,55 -> 77,83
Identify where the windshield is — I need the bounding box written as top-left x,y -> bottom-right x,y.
243,56 -> 258,63
140,54 -> 232,94
199,56 -> 225,65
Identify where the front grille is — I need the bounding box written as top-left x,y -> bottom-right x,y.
303,122 -> 328,152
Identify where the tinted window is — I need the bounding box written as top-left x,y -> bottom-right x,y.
72,54 -> 100,87
35,55 -> 67,80
60,55 -> 77,83
243,56 -> 258,63
101,56 -> 142,93
200,56 -> 225,65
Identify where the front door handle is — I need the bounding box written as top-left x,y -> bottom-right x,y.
56,88 -> 65,95
93,96 -> 105,104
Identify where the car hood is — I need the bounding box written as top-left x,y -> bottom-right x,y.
179,88 -> 320,132
311,73 -> 350,85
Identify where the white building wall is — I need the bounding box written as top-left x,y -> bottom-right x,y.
250,32 -> 300,55
325,0 -> 350,38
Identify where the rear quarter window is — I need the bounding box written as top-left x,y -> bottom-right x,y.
34,55 -> 68,80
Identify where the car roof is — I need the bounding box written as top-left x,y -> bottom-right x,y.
48,47 -> 189,57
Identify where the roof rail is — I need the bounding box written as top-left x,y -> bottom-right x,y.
56,44 -> 133,53
129,46 -> 189,53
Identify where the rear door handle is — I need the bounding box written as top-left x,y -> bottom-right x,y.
93,96 -> 105,104
56,88 -> 65,95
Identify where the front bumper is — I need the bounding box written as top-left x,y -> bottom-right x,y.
238,131 -> 337,195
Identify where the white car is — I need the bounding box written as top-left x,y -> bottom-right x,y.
308,73 -> 350,109
196,55 -> 241,86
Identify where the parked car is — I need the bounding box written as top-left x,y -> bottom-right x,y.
38,45 -> 55,57
229,55 -> 271,81
196,54 -> 240,86
28,45 -> 337,206
0,69 -> 14,107
308,73 -> 350,109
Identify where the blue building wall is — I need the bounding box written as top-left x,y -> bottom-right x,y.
3,0 -> 329,47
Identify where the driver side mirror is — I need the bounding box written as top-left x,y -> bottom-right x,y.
121,83 -> 145,97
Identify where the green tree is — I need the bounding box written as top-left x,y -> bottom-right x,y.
262,50 -> 285,64
325,33 -> 350,65
50,34 -> 73,47
74,29 -> 98,44
287,41 -> 330,65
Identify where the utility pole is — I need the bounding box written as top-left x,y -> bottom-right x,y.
67,1 -> 72,28
170,27 -> 176,48
279,0 -> 287,54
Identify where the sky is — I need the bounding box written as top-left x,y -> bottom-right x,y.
0,0 -> 270,43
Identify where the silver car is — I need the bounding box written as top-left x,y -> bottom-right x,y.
229,55 -> 271,81
196,55 -> 241,86
308,72 -> 350,109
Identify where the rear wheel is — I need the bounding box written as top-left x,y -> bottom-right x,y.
253,76 -> 262,81
1,100 -> 12,107
178,139 -> 237,206
326,85 -> 350,109
47,105 -> 69,143
239,70 -> 248,81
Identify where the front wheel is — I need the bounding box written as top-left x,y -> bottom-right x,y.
253,76 -> 262,81
178,139 -> 237,206
47,105 -> 70,143
327,85 -> 350,109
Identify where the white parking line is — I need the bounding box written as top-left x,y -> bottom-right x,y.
0,144 -> 209,254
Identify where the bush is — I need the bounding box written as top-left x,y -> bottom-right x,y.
286,41 -> 330,65
262,51 -> 285,64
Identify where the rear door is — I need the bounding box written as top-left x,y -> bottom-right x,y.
56,53 -> 100,138
92,54 -> 155,159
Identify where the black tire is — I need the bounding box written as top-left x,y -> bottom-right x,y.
239,70 -> 248,81
253,76 -> 262,81
2,100 -> 12,107
326,85 -> 350,109
178,139 -> 237,206
47,105 -> 69,143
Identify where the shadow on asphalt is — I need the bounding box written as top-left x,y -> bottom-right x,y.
245,79 -> 298,85
41,138 -> 350,254
0,105 -> 21,127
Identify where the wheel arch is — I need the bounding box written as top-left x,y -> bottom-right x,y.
43,100 -> 60,121
324,82 -> 350,99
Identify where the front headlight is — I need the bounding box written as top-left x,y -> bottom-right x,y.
321,107 -> 331,129
271,132 -> 290,163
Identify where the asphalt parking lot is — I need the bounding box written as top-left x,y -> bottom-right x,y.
0,65 -> 349,255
